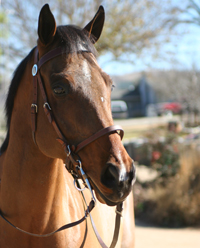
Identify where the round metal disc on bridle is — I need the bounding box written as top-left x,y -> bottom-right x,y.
32,64 -> 38,76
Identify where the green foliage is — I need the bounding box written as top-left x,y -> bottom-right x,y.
134,128 -> 200,227
149,133 -> 180,177
134,130 -> 180,178
0,10 -> 8,55
0,11 -> 7,24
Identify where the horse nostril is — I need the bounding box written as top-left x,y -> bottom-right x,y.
101,164 -> 120,188
108,165 -> 119,181
101,162 -> 135,191
101,162 -> 136,201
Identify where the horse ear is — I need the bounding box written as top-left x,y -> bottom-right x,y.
83,6 -> 105,44
38,4 -> 56,46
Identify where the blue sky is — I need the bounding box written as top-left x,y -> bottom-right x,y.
98,21 -> 200,75
1,1 -> 200,78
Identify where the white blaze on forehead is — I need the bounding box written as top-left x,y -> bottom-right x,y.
82,59 -> 91,81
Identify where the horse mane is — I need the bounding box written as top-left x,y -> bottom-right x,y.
0,25 -> 97,154
0,48 -> 35,154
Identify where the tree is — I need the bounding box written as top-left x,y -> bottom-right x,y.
0,6 -> 9,90
0,8 -> 8,55
169,0 -> 200,26
1,0 -> 180,65
164,0 -> 200,121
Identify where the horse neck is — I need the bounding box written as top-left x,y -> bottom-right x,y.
0,56 -> 73,233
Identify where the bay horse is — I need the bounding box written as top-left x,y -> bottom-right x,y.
0,4 -> 135,248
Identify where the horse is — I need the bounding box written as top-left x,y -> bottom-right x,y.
0,4 -> 135,248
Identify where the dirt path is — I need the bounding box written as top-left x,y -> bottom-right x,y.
134,163 -> 200,248
135,223 -> 200,248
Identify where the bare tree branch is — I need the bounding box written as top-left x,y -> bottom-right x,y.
0,0 -> 180,64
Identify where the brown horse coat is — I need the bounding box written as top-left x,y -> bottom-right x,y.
0,4 -> 135,248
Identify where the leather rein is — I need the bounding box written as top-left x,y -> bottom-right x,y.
0,46 -> 124,248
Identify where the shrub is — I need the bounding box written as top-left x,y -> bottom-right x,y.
134,142 -> 200,227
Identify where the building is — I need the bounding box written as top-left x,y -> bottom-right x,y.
111,73 -> 157,117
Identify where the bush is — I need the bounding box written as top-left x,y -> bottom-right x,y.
134,141 -> 200,227
136,130 -> 180,178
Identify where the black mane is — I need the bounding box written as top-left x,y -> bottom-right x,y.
0,48 -> 35,154
0,25 -> 96,154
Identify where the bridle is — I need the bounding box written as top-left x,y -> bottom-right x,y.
0,46 -> 125,248
31,46 -> 124,175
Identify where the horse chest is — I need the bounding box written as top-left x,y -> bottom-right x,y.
0,225 -> 88,248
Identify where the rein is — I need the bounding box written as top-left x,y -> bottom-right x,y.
0,47 -> 124,248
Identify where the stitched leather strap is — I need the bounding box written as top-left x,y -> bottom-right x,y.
31,47 -> 125,173
31,48 -> 39,144
38,47 -> 63,69
75,125 -> 124,153
30,46 -> 124,247
89,203 -> 123,248
79,180 -> 123,248
0,200 -> 95,238
0,192 -> 122,248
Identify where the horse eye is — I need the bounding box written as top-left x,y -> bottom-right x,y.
53,86 -> 65,95
111,84 -> 115,91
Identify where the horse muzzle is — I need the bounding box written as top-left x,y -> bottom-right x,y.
93,160 -> 136,206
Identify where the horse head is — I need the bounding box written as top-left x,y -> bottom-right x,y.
34,4 -> 135,206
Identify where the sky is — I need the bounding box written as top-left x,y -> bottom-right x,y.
1,1 -> 200,79
98,21 -> 200,76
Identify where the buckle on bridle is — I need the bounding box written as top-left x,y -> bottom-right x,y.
115,209 -> 123,217
66,145 -> 71,157
31,103 -> 38,113
43,102 -> 51,110
75,160 -> 96,204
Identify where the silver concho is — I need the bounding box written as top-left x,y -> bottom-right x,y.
32,64 -> 38,76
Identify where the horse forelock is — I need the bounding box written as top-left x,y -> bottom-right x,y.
56,25 -> 97,57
